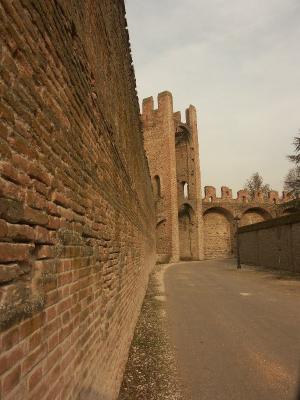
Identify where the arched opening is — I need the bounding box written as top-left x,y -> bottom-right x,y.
203,207 -> 234,260
240,207 -> 272,227
178,204 -> 196,260
156,219 -> 168,263
209,196 -> 213,203
153,175 -> 161,198
182,182 -> 189,199
175,125 -> 191,146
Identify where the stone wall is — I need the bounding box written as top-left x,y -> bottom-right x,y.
0,1 -> 156,399
239,213 -> 300,272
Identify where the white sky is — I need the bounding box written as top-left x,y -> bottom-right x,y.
125,0 -> 300,197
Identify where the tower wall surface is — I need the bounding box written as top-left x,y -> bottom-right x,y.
142,92 -> 179,263
142,92 -> 204,262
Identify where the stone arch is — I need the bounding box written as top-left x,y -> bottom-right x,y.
240,207 -> 272,227
203,207 -> 235,260
178,203 -> 197,260
153,175 -> 161,198
156,218 -> 169,263
175,124 -> 191,146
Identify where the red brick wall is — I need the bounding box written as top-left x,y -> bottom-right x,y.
0,1 -> 156,399
239,213 -> 300,272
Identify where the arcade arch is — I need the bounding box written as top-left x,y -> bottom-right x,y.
178,204 -> 197,260
240,207 -> 272,227
203,207 -> 235,260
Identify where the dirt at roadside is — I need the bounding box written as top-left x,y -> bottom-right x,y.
118,265 -> 187,400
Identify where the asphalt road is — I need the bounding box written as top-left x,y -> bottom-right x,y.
164,260 -> 300,400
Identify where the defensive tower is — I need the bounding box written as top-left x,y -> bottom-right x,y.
142,92 -> 204,262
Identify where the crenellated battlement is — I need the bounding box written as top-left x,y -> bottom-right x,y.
141,92 -> 197,131
142,91 -> 173,117
203,186 -> 292,204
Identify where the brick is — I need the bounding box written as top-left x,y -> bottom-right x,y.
34,226 -> 53,244
57,271 -> 72,287
20,314 -> 45,340
0,243 -> 34,262
42,317 -> 60,339
0,264 -> 24,283
57,297 -> 71,314
27,162 -> 52,187
1,327 -> 19,351
45,376 -> 63,400
47,332 -> 59,353
0,198 -> 24,223
0,219 -> 8,237
44,347 -> 61,374
7,223 -> 35,241
8,133 -> 37,159
0,102 -> 15,125
2,365 -> 21,396
45,362 -> 61,390
31,180 -> 49,196
29,330 -> 42,352
45,289 -> 61,307
23,206 -> 48,226
47,215 -> 61,230
45,305 -> 57,323
0,122 -> 9,140
28,366 -> 43,392
28,381 -> 48,400
22,344 -> 47,375
26,190 -> 47,211
51,191 -> 71,208
35,245 -> 57,259
59,321 -> 73,343
4,381 -> 26,400
0,161 -> 30,186
0,138 -> 12,159
61,310 -> 70,325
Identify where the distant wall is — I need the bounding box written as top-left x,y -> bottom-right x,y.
239,213 -> 300,272
0,1 -> 155,399
204,209 -> 234,259
202,186 -> 278,260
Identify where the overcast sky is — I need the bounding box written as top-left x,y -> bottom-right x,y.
125,0 -> 300,197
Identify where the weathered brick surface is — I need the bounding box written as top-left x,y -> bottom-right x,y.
0,1 -> 155,399
239,212 -> 300,272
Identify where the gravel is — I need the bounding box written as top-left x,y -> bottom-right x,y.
118,265 -> 187,400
